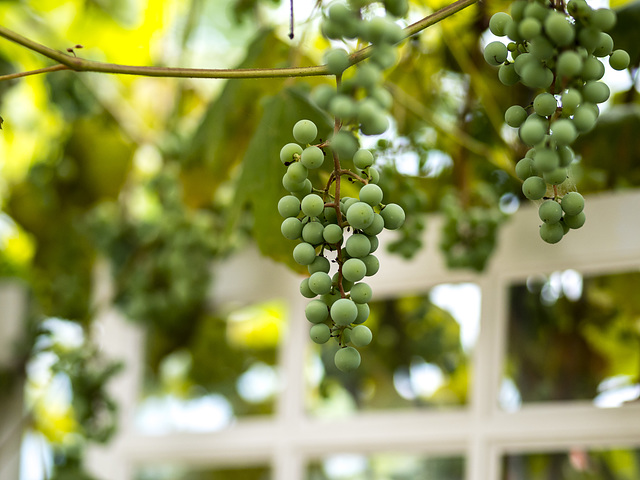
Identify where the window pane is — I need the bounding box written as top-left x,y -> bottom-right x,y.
135,300 -> 287,433
502,270 -> 640,409
306,283 -> 479,415
135,464 -> 271,480
502,448 -> 640,480
307,453 -> 464,480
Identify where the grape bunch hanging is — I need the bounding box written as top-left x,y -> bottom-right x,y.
484,0 -> 630,244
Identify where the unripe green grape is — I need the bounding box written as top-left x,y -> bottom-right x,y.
354,63 -> 382,90
582,81 -> 610,104
301,194 -> 325,217
561,89 -> 582,115
321,18 -> 343,40
342,258 -> 367,282
366,235 -> 379,253
556,50 -> 583,78
498,63 -> 520,86
331,130 -> 359,159
518,17 -> 541,39
311,84 -> 336,110
325,48 -> 351,75
384,0 -> 409,17
533,148 -> 559,173
341,197 -> 359,214
551,119 -> 577,146
578,28 -> 600,54
281,217 -> 303,240
310,324 -> 331,344
519,118 -> 547,146
524,2 -> 549,22
354,302 -> 370,324
286,162 -> 308,183
327,2 -> 352,24
293,242 -> 316,265
278,195 -> 301,218
359,183 -> 383,206
282,173 -> 305,193
292,179 -> 313,198
368,167 -> 380,184
544,12 -> 575,47
539,199 -> 563,223
323,223 -> 343,244
513,52 -> 536,75
308,271 -> 333,295
561,191 -> 585,215
334,272 -> 353,293
557,146 -> 575,167
543,167 -> 568,185
350,282 -> 373,303
533,92 -> 558,117
353,149 -> 374,169
505,105 -> 528,128
540,222 -> 565,244
308,255 -> 331,274
329,95 -> 357,120
515,157 -> 536,180
322,290 -> 341,307
300,278 -> 316,298
529,36 -> 555,61
345,234 -> 371,257
301,146 -> 325,169
564,211 -> 586,229
331,298 -> 358,326
572,104 -> 598,133
520,63 -> 553,89
351,325 -> 372,347
340,326 -> 351,345
302,221 -> 325,245
484,41 -> 508,66
323,206 -> 338,225
567,0 -> 590,18
347,202 -> 375,229
293,119 -> 318,144
305,299 -> 329,323
609,49 -> 630,70
362,254 -> 380,276
510,0 -> 527,21
590,8 -> 617,31
489,12 -> 512,36
370,87 -> 393,110
380,203 -> 405,229
360,112 -> 389,136
362,213 -> 384,235
280,143 -> 303,165
522,176 -> 547,200
334,346 -> 361,372
593,32 -> 614,57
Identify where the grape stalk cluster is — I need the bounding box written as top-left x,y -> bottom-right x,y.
484,0 -> 630,244
279,119 -> 405,372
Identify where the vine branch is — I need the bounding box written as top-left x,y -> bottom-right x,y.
0,0 -> 478,81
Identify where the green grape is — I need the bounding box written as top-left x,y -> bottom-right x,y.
308,255 -> 331,274
322,290 -> 341,307
505,105 -> 528,128
489,12 -> 512,36
519,118 -> 547,146
309,271 -> 333,295
280,143 -> 303,165
327,2 -> 352,24
362,254 -> 380,276
302,221 -> 325,245
305,299 -> 329,323
533,148 -> 558,172
278,195 -> 301,218
346,202 -> 375,229
310,324 -> 331,344
362,213 -> 384,235
370,46 -> 398,70
293,242 -> 317,265
292,179 -> 313,199
582,81 -> 610,104
330,95 -> 357,120
540,222 -> 564,244
380,203 -> 405,229
281,217 -> 303,240
323,223 -> 343,244
590,8 -> 617,31
528,36 -> 555,61
561,89 -> 582,115
522,176 -> 547,200
353,149 -> 374,169
331,298 -> 358,326
342,258 -> 367,282
325,48 -> 351,75
550,119 -> 577,146
354,63 -> 383,90
301,194 -> 325,217
572,104 -> 598,133
293,119 -> 318,144
311,84 -> 336,110
543,167 -> 568,186
384,0 -> 409,17
323,206 -> 338,225
510,0 -> 527,21
331,130 -> 359,158
581,55 -> 605,80
354,302 -> 370,324
544,12 -> 575,47
300,278 -> 316,298
334,272 -> 353,293
366,235 -> 379,252
498,63 -> 520,86
539,200 -> 563,223
556,50 -> 583,78
351,325 -> 372,347
368,167 -> 380,184
561,191 -> 584,215
350,282 -> 373,303
515,157 -> 536,180
557,145 -> 575,167
334,346 -> 361,372
282,173 -> 306,193
520,62 -> 553,89
563,211 -> 586,229
345,234 -> 371,257
518,17 -> 541,39
609,49 -> 630,70
484,41 -> 508,66
513,52 -> 537,75
524,2 -> 549,22
593,32 -> 614,57
286,162 -> 308,183
359,183 -> 383,206
533,92 -> 557,117
301,146 -> 325,169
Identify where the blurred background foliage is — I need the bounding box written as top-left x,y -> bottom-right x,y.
0,0 -> 639,478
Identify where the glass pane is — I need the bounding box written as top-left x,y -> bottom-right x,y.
306,283 -> 479,416
135,464 -> 271,480
502,270 -> 640,410
136,299 -> 287,434
307,453 -> 464,480
503,448 -> 640,480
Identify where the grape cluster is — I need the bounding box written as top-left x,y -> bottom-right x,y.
484,0 -> 629,243
279,119 -> 405,372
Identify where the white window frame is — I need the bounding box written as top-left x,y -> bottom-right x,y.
79,188 -> 640,479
